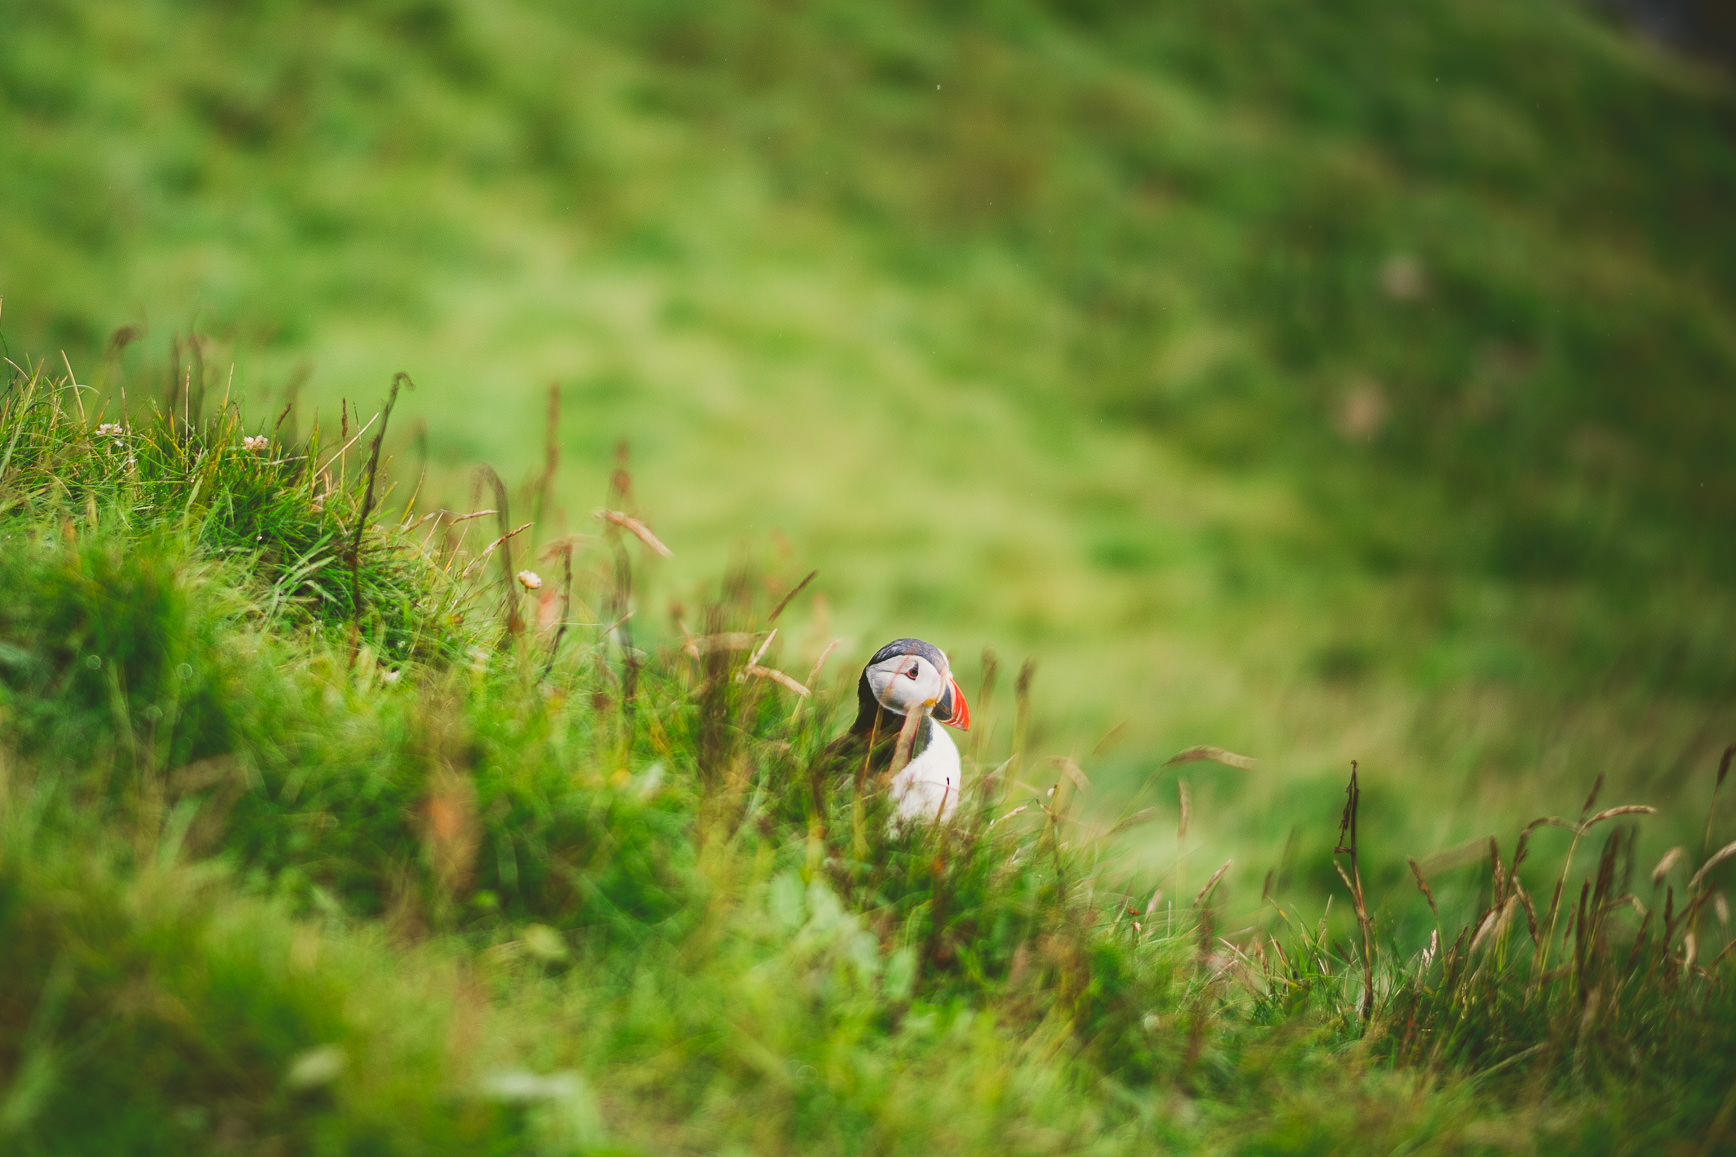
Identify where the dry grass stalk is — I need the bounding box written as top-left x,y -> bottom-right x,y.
347,373 -> 412,654
804,639 -> 842,689
1515,878 -> 1540,944
1407,858 -> 1439,920
1704,744 -> 1734,859
1332,860 -> 1357,898
766,569 -> 817,624
414,507 -> 495,553
1334,760 -> 1376,1021
791,639 -> 842,726
595,509 -> 673,557
1469,896 -> 1516,956
1165,745 -> 1258,770
1689,838 -> 1736,894
316,408 -> 379,476
1177,779 -> 1192,843
1652,846 -> 1688,888
1602,894 -> 1646,921
459,522 -> 533,580
1043,758 -> 1089,842
888,703 -> 926,779
744,629 -> 777,670
1534,791 -> 1656,981
1583,805 -> 1657,828
743,665 -> 810,697
1194,859 -> 1232,907
1092,722 -> 1129,757
1104,806 -> 1159,840
539,539 -> 577,679
1008,659 -> 1036,794
471,466 -> 524,637
932,779 -> 953,828
395,461 -> 427,526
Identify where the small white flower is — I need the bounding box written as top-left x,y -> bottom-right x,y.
516,569 -> 542,591
380,669 -> 402,685
95,423 -> 124,438
242,435 -> 270,453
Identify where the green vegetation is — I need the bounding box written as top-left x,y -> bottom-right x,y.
4,0 -> 1736,1149
0,366 -> 1729,1146
4,0 -> 1735,816
3,368 -> 1735,1153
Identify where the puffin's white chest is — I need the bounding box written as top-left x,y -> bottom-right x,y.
888,718 -> 961,826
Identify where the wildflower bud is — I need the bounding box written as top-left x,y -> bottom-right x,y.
242,435 -> 270,453
516,569 -> 543,591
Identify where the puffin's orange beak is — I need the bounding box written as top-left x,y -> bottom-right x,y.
934,675 -> 970,731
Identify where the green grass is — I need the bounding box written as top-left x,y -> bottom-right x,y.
5,0 -> 1736,1148
4,0 -> 1736,906
3,365 -> 1735,1153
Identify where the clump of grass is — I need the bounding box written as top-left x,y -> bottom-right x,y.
0,353 -> 463,664
1375,756 -> 1736,1097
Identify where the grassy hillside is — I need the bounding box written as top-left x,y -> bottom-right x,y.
6,0 -> 1736,897
4,1 -> 1736,1146
2,369 -> 1734,1153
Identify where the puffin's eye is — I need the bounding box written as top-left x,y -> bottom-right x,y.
906,666 -> 919,680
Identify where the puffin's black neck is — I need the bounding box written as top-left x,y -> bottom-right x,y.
851,670 -> 891,736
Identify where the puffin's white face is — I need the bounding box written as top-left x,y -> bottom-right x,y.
863,648 -> 970,730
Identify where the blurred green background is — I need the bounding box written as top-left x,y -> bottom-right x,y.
5,0 -> 1735,863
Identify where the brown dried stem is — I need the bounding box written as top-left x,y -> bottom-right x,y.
1334,760 -> 1375,1022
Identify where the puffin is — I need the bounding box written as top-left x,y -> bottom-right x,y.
827,638 -> 971,825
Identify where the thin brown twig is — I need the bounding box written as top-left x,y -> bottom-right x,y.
767,569 -> 817,624
347,374 -> 411,662
1334,760 -> 1375,1022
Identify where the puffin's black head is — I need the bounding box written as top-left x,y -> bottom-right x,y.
854,637 -> 970,732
